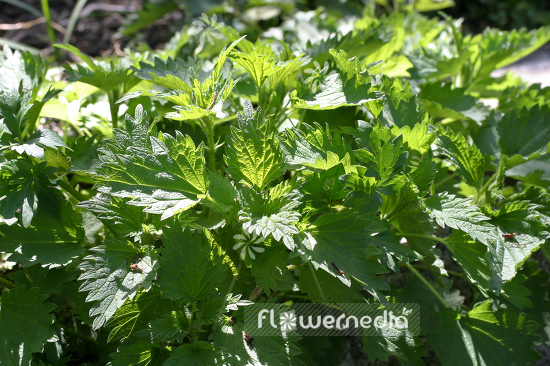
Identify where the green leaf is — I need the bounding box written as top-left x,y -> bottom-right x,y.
238,180 -> 302,250
157,224 -> 227,303
78,240 -> 158,329
108,342 -> 170,366
163,342 -> 218,366
424,193 -> 497,246
391,121 -> 434,155
0,159 -> 70,230
93,105 -> 208,220
300,211 -> 389,300
427,301 -> 540,366
78,194 -> 150,238
497,105 -> 550,157
0,186 -> 85,267
279,122 -> 353,170
224,99 -> 284,191
436,128 -> 485,188
249,246 -> 288,290
11,129 -> 67,159
148,310 -> 190,343
210,322 -> 305,366
106,287 -> 171,342
420,82 -> 490,123
0,87 -> 32,140
0,46 -> 48,95
69,135 -> 102,174
0,286 -> 56,366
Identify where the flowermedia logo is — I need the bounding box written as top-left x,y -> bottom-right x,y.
245,303 -> 419,337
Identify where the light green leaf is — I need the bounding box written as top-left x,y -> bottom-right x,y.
436,128 -> 484,188
0,286 -> 56,366
224,99 -> 284,191
78,240 -> 158,329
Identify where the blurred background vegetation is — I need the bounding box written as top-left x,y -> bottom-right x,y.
1,0 -> 549,59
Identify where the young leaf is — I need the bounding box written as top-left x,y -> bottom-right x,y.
224,99 -> 284,191
436,128 -> 485,188
0,286 -> 56,366
156,224 -> 227,303
78,240 -> 158,329
239,180 -> 302,251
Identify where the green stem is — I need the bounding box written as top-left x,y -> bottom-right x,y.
0,276 -> 14,289
434,172 -> 458,189
398,232 -> 448,245
108,91 -> 119,129
475,173 -> 497,204
226,260 -> 243,297
58,178 -> 86,202
405,262 -> 449,308
204,194 -> 229,223
203,117 -> 216,172
309,263 -> 326,302
40,0 -> 56,45
400,263 -> 464,278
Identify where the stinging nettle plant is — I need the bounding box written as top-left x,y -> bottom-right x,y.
0,4 -> 550,365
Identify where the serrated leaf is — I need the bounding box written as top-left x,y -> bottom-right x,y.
11,129 -> 67,159
279,122 -> 353,169
224,99 -> 283,191
300,211 -> 389,300
238,181 -> 301,250
78,240 -> 158,329
163,342 -> 219,366
427,301 -> 540,366
209,322 -> 305,366
423,193 -> 497,246
69,135 -> 101,174
436,128 -> 484,188
497,105 -> 550,157
108,342 -> 170,366
106,287 -> 170,342
148,310 -> 190,343
250,246 -> 288,290
420,82 -> 490,123
94,105 -> 208,220
391,121 -> 434,155
0,187 -> 85,267
0,286 -> 56,366
157,224 -> 227,303
78,194 -> 149,238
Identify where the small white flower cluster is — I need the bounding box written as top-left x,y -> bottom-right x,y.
233,232 -> 266,260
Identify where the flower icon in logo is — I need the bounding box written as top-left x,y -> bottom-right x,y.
190,13 -> 225,53
279,310 -> 297,332
233,232 -> 266,260
303,61 -> 337,93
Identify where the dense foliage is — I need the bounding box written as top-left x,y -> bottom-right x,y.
1,2 -> 550,365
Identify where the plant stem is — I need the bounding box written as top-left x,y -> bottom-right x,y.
434,172 -> 458,189
204,193 -> 229,223
40,0 -> 56,45
203,117 -> 216,172
309,263 -> 326,302
0,276 -> 14,289
226,260 -> 243,297
399,263 -> 465,278
398,232 -> 448,245
405,262 -> 449,308
108,91 -> 119,129
58,178 -> 86,202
